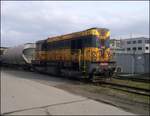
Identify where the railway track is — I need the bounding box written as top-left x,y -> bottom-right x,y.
114,75 -> 150,83
62,76 -> 150,97
6,67 -> 149,96
94,81 -> 150,96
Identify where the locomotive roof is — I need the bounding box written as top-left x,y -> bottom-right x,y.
46,27 -> 109,43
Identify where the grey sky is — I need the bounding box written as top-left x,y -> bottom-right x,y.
1,1 -> 149,47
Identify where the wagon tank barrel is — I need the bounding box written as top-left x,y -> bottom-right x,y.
1,43 -> 35,67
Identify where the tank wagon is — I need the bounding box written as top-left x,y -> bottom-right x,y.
32,28 -> 116,81
1,43 -> 35,70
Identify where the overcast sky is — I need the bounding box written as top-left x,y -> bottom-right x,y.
1,1 -> 149,47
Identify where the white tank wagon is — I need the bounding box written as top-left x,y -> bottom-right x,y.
1,43 -> 35,69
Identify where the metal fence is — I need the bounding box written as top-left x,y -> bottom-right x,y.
113,53 -> 150,74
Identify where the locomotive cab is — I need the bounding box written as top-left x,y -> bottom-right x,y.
82,28 -> 116,80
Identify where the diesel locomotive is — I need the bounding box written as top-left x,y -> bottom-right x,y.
32,27 -> 116,81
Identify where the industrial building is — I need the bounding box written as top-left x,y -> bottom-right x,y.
122,37 -> 150,54
110,39 -> 125,54
110,37 -> 150,74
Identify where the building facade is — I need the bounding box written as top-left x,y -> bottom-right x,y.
110,37 -> 150,74
122,37 -> 150,54
110,39 -> 125,54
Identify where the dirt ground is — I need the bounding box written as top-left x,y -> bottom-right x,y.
54,81 -> 149,115
2,67 -> 149,115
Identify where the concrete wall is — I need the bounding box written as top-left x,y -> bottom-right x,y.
113,53 -> 149,74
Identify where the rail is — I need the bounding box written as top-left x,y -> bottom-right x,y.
94,81 -> 150,96
113,76 -> 150,83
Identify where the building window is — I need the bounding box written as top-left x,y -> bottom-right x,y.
138,47 -> 142,50
145,40 -> 150,43
145,47 -> 149,50
127,48 -> 130,51
138,40 -> 142,43
133,41 -> 136,44
132,47 -> 136,50
127,41 -> 131,44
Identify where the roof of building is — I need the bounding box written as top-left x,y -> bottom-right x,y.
124,37 -> 149,40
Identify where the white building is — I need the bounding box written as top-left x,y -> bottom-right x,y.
110,39 -> 125,54
122,37 -> 150,54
